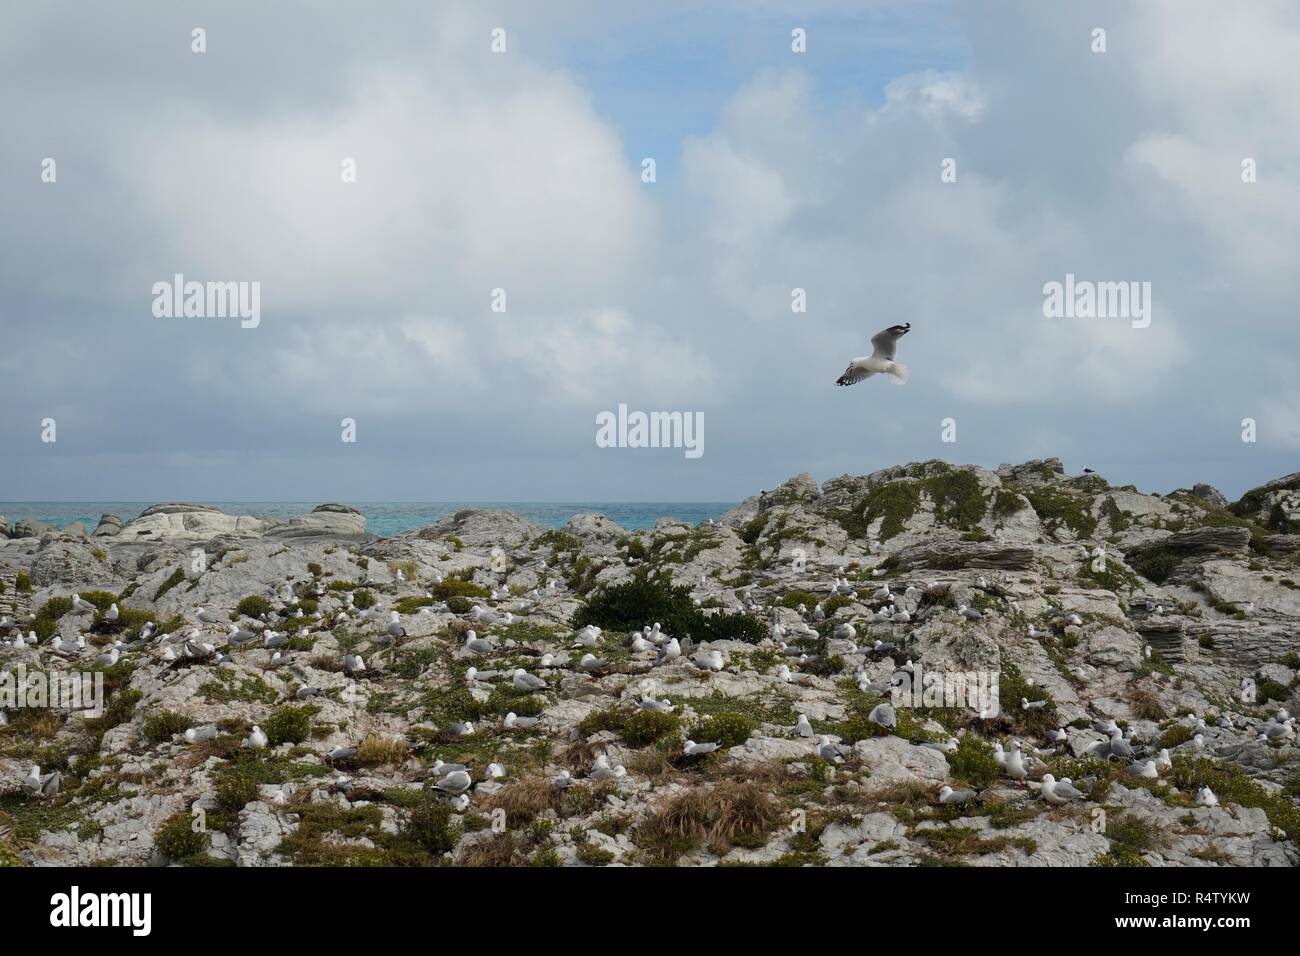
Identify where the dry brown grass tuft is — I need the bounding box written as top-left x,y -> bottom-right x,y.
480,778 -> 559,827
560,739 -> 596,772
634,781 -> 782,864
635,789 -> 712,865
458,831 -> 531,867
1126,684 -> 1167,721
626,747 -> 677,779
355,734 -> 408,767
860,779 -> 934,808
389,560 -> 419,580
701,758 -> 788,786
706,780 -> 784,845
309,654 -> 343,673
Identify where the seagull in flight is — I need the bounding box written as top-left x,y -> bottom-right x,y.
835,323 -> 911,386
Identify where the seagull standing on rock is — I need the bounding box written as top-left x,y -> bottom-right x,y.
835,323 -> 911,387
23,765 -> 62,798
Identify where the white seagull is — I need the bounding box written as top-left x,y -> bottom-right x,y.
834,323 -> 911,387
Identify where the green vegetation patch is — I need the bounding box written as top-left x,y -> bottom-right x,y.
1022,486 -> 1097,539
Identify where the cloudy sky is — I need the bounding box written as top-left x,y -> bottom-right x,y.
2,1 -> 1297,503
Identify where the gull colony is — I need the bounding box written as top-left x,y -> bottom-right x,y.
0,517 -> 1292,868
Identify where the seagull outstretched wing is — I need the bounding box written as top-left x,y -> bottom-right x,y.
870,323 -> 912,360
835,364 -> 872,386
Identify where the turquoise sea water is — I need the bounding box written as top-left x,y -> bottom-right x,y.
0,502 -> 737,537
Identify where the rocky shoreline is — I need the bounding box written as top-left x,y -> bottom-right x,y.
1,457 -> 1298,867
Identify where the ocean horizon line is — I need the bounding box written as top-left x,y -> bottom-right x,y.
0,500 -> 741,536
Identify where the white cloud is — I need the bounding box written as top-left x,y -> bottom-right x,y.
880,70 -> 987,123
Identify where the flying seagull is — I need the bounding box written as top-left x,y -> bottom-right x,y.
835,323 -> 911,387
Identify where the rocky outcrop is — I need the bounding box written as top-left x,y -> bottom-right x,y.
414,508 -> 543,550
1233,471 -> 1300,529
9,518 -> 53,539
562,512 -> 626,544
1124,526 -> 1252,585
93,514 -> 124,537
1190,483 -> 1229,509
887,540 -> 1036,572
995,457 -> 1066,487
120,503 -> 276,542
263,503 -> 367,540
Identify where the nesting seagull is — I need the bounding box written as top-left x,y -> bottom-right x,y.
867,703 -> 896,731
94,646 -> 120,668
1040,774 -> 1085,804
431,769 -> 472,793
834,323 -> 911,387
512,668 -> 548,692
938,785 -> 976,805
464,631 -> 496,655
589,754 -> 627,781
816,735 -> 852,763
682,740 -> 719,756
692,649 -> 725,672
227,624 -> 258,647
